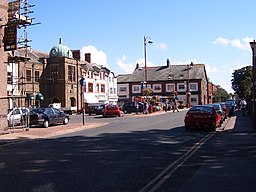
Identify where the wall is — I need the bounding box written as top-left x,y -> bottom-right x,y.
0,0 -> 8,131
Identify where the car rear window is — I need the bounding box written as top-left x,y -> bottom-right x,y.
189,106 -> 212,113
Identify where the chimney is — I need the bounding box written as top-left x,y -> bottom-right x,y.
167,58 -> 170,67
85,53 -> 91,63
135,63 -> 139,70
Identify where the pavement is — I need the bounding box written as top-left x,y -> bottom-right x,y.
0,109 -> 254,145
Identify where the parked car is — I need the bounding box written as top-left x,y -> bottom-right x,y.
225,100 -> 236,116
122,102 -> 144,114
103,104 -> 121,117
29,107 -> 69,128
87,103 -> 105,116
209,103 -> 225,124
219,102 -> 228,119
7,107 -> 29,126
184,105 -> 222,131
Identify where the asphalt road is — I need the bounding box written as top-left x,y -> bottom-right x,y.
0,110 -> 255,192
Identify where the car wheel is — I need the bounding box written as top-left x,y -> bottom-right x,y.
89,113 -> 91,116
118,113 -> 121,117
63,117 -> 69,125
211,124 -> 216,131
43,120 -> 49,128
185,125 -> 190,130
123,110 -> 128,114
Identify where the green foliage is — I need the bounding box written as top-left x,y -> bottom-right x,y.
231,66 -> 252,98
214,87 -> 229,102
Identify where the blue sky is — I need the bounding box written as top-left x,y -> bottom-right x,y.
26,0 -> 256,93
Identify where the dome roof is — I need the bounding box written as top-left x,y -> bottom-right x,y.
49,38 -> 73,58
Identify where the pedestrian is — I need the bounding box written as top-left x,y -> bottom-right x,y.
240,99 -> 247,116
164,99 -> 169,113
135,102 -> 139,114
144,101 -> 149,114
173,98 -> 179,113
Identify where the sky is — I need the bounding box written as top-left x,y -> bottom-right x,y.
23,0 -> 256,93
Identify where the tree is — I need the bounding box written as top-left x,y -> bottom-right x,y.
231,66 -> 252,98
214,86 -> 229,102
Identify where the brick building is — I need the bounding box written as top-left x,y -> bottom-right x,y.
0,0 -> 8,131
117,59 -> 209,107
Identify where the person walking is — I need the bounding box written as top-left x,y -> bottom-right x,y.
173,98 -> 179,113
164,99 -> 169,113
240,99 -> 247,116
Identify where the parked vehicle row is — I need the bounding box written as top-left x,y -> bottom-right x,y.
29,107 -> 69,128
7,107 -> 29,126
184,102 -> 229,131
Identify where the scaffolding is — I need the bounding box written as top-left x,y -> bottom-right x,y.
5,0 -> 40,129
6,0 -> 39,103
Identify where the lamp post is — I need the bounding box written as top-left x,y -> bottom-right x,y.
186,62 -> 193,108
144,35 -> 153,99
250,40 -> 256,129
80,76 -> 86,125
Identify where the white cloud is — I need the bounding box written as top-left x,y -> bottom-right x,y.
213,37 -> 229,46
80,45 -> 108,67
117,55 -> 136,74
213,37 -> 254,50
156,42 -> 167,50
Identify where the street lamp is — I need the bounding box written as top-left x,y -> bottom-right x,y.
144,35 -> 153,94
186,62 -> 193,108
250,40 -> 256,129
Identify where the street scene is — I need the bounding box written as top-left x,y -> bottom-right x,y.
1,1 -> 256,192
0,109 -> 255,192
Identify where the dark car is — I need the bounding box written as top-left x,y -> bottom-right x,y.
225,100 -> 236,116
87,103 -> 105,116
103,104 -> 121,117
29,107 -> 69,128
122,102 -> 144,114
184,105 -> 222,131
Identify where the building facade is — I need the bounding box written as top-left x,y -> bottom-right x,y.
0,0 -> 9,131
117,60 -> 209,107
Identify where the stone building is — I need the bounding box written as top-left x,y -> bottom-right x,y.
7,49 -> 48,108
0,0 -> 8,131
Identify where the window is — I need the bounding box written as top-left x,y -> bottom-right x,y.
177,83 -> 186,92
110,87 -> 113,94
7,72 -> 12,84
96,83 -> 99,92
166,84 -> 174,92
120,87 -> 127,92
179,84 -> 185,89
132,85 -> 140,93
35,71 -> 40,82
26,70 -> 31,82
68,65 -> 76,82
190,83 -> 198,91
153,84 -> 162,92
88,83 -> 93,92
191,97 -> 197,102
101,84 -> 105,93
50,65 -> 58,82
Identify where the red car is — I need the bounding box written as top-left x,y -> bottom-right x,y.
184,105 -> 222,131
103,104 -> 121,118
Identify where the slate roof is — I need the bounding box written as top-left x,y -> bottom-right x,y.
9,48 -> 48,63
117,64 -> 207,83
